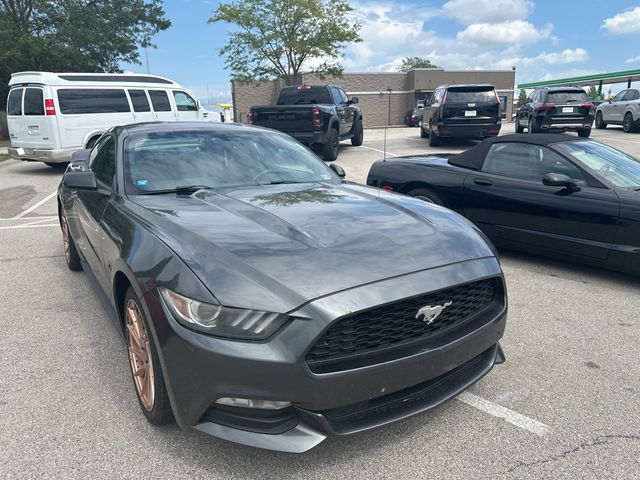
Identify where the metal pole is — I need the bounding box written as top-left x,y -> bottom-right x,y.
144,48 -> 150,74
383,87 -> 392,162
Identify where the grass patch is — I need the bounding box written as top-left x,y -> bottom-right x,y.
0,154 -> 11,162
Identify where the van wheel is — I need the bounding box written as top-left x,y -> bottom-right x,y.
45,162 -> 68,169
85,136 -> 100,149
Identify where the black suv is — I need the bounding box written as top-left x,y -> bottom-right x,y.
515,86 -> 594,137
421,84 -> 501,146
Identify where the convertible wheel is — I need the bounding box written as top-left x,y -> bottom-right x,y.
623,112 -> 636,133
60,211 -> 82,271
124,288 -> 174,425
407,187 -> 445,206
595,111 -> 607,129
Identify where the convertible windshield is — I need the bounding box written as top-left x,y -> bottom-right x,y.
124,129 -> 337,194
556,141 -> 640,189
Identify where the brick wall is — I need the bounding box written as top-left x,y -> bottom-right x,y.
232,69 -> 516,127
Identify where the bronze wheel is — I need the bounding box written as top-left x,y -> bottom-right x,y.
126,299 -> 155,411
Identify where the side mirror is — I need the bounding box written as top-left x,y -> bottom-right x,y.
64,171 -> 97,190
329,163 -> 346,178
543,172 -> 579,192
349,96 -> 359,104
70,149 -> 91,164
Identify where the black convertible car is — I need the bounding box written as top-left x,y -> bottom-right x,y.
58,122 -> 506,452
367,133 -> 640,275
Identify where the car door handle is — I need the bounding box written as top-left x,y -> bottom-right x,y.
473,178 -> 493,186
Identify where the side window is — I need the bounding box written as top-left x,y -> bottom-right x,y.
482,143 -> 585,183
128,89 -> 151,112
339,88 -> 349,104
90,136 -> 116,187
612,90 -> 626,102
623,90 -> 640,101
57,89 -> 130,114
172,91 -> 198,112
330,87 -> 342,105
24,88 -> 44,116
7,88 -> 23,116
433,89 -> 443,103
149,90 -> 172,112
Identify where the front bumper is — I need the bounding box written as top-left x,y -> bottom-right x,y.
8,146 -> 73,163
144,257 -> 507,452
436,122 -> 501,139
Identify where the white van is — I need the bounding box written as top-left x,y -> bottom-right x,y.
7,72 -> 220,167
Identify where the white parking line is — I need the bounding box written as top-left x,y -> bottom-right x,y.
0,223 -> 58,230
12,191 -> 57,220
359,145 -> 399,157
457,392 -> 550,436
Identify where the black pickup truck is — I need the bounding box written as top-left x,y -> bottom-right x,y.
249,85 -> 363,161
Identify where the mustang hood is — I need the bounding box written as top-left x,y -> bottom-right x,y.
131,183 -> 495,312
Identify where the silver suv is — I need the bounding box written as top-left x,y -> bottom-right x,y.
595,88 -> 640,133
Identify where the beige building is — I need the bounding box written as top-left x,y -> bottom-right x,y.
232,68 -> 516,128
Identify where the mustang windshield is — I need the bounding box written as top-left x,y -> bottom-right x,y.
124,129 -> 338,194
556,140 -> 640,189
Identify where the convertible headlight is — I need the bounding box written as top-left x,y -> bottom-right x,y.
159,287 -> 289,340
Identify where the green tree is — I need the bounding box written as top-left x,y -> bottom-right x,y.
586,85 -> 601,100
209,0 -> 362,85
396,57 -> 439,72
517,89 -> 528,107
0,0 -> 170,108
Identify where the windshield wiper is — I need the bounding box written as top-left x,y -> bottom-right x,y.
138,185 -> 214,195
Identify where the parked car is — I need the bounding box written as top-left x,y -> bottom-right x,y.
6,71 -> 219,167
367,133 -> 640,275
249,84 -> 363,161
420,84 -> 502,146
58,121 -> 506,452
515,86 -> 594,137
595,88 -> 640,133
404,108 -> 421,127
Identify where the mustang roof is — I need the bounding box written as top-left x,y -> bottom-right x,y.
448,133 -> 589,170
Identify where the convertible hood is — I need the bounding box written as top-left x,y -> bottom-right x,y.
131,183 -> 494,312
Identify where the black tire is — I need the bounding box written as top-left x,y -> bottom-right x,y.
60,210 -> 82,271
527,116 -> 538,134
515,117 -> 524,133
407,187 -> 445,206
85,136 -> 100,149
321,128 -> 339,161
428,121 -> 441,146
623,112 -> 636,133
595,111 -> 607,129
124,287 -> 174,426
420,124 -> 428,138
351,119 -> 363,146
577,128 -> 591,138
45,162 -> 68,169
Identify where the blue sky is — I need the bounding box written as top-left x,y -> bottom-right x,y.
121,0 -> 640,106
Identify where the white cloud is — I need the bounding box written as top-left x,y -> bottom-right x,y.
626,55 -> 640,64
602,7 -> 640,34
535,48 -> 589,64
442,0 -> 533,24
457,20 -> 553,45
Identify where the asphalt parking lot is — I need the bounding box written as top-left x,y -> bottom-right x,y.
1,125 -> 640,479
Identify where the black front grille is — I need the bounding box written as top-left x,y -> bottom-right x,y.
306,278 -> 500,373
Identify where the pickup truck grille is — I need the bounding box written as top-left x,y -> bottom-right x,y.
305,278 -> 500,373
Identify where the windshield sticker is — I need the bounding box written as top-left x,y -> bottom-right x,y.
135,179 -> 149,186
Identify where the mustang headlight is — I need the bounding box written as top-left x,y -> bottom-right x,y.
159,287 -> 289,340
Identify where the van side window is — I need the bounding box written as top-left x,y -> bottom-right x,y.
149,90 -> 171,112
7,88 -> 23,116
90,136 -> 116,187
58,89 -> 130,114
173,91 -> 198,111
24,88 -> 44,116
128,90 -> 151,112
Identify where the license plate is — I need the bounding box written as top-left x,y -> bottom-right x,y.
16,148 -> 25,156
465,110 -> 477,117
562,107 -> 573,113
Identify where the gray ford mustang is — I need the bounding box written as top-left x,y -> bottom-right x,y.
58,122 -> 507,452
